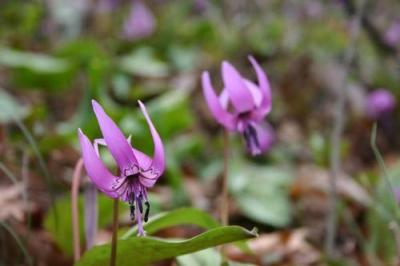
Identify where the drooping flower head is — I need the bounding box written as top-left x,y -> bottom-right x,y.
202,56 -> 273,155
122,0 -> 155,40
78,100 -> 165,236
366,89 -> 396,119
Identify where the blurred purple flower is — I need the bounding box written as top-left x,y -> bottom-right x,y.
78,100 -> 165,236
193,0 -> 209,13
202,56 -> 273,155
366,89 -> 396,119
122,0 -> 155,40
395,187 -> 400,203
385,20 -> 400,46
305,0 -> 323,18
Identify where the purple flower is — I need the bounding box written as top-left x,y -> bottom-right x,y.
385,20 -> 400,46
78,100 -> 165,236
202,56 -> 273,155
366,89 -> 396,119
122,0 -> 155,40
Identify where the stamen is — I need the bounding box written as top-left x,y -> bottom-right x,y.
243,124 -> 261,154
144,201 -> 150,222
129,204 -> 135,220
137,195 -> 143,214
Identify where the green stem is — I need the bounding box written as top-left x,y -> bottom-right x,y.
221,129 -> 230,226
110,198 -> 119,266
71,158 -> 83,262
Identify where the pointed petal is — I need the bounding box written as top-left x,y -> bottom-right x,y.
244,79 -> 263,107
78,129 -> 119,198
202,71 -> 236,130
132,148 -> 158,187
219,88 -> 229,110
253,123 -> 275,154
138,101 -> 165,176
92,100 -> 138,174
248,56 -> 272,120
222,61 -> 255,113
132,148 -> 152,170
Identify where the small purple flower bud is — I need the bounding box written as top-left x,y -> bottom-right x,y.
385,20 -> 400,46
366,89 -> 396,119
122,0 -> 155,41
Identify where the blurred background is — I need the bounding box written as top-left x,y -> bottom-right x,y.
1,0 -> 400,265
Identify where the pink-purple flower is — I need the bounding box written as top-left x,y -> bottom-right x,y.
385,20 -> 400,47
78,100 -> 165,236
122,0 -> 155,40
366,89 -> 396,119
202,56 -> 273,155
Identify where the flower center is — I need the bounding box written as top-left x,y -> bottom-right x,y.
127,186 -> 150,223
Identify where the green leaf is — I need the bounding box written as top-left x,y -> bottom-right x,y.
0,89 -> 29,123
230,159 -> 293,227
119,48 -> 169,78
122,208 -> 219,239
177,248 -> 256,266
77,226 -> 257,266
0,47 -> 69,73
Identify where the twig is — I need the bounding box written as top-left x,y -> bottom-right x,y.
71,158 -> 83,262
0,221 -> 32,266
325,0 -> 366,257
221,129 -> 230,226
110,198 -> 119,266
0,162 -> 18,185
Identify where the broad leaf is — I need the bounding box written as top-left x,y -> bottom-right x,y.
0,89 -> 29,123
230,159 -> 293,227
0,47 -> 69,73
77,226 -> 257,266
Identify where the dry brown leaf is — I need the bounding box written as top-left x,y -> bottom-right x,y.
0,183 -> 36,221
291,165 -> 371,206
225,228 -> 320,265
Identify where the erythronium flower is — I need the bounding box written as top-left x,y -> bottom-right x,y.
366,89 -> 396,119
78,100 -> 165,236
202,56 -> 272,155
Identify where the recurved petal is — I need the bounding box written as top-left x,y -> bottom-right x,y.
138,101 -> 165,176
202,71 -> 236,130
132,148 -> 152,172
92,100 -> 138,174
222,61 -> 255,113
78,129 -> 119,198
132,145 -> 158,188
248,56 -> 272,120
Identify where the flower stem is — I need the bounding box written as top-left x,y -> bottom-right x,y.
110,198 -> 119,266
71,158 -> 83,263
221,129 -> 230,226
